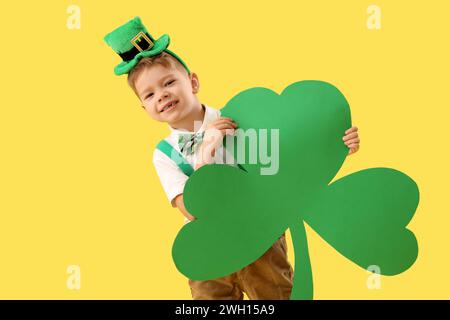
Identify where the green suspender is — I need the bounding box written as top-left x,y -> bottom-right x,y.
156,140 -> 248,177
156,140 -> 194,177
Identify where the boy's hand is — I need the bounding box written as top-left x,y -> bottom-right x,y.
173,194 -> 196,222
343,126 -> 360,155
195,117 -> 238,169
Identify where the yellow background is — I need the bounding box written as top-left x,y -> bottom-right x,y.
0,0 -> 448,299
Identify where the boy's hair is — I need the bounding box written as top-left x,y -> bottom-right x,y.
127,52 -> 188,98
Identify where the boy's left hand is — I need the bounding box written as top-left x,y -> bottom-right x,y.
343,126 -> 360,155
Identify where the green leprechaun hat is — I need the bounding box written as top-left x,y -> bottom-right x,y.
104,16 -> 190,76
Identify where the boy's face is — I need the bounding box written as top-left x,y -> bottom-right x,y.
134,64 -> 200,126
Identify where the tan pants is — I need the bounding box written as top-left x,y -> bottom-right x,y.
188,234 -> 293,300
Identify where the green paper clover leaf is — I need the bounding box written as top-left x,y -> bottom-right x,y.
172,81 -> 419,299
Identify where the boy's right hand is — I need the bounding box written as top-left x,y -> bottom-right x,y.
195,117 -> 237,169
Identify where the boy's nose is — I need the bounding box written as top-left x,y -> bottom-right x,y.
159,92 -> 169,102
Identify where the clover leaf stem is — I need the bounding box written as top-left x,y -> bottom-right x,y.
289,221 -> 313,300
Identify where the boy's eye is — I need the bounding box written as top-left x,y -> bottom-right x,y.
144,80 -> 174,100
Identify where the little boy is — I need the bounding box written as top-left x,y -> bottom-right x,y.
104,17 -> 360,300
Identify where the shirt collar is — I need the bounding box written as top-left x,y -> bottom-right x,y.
168,104 -> 217,135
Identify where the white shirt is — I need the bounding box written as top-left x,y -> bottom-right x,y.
152,104 -> 237,222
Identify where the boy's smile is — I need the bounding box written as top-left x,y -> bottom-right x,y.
160,100 -> 179,113
134,63 -> 203,131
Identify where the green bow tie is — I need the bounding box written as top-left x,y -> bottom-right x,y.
178,131 -> 205,156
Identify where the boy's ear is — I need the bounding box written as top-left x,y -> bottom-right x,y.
190,73 -> 200,94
